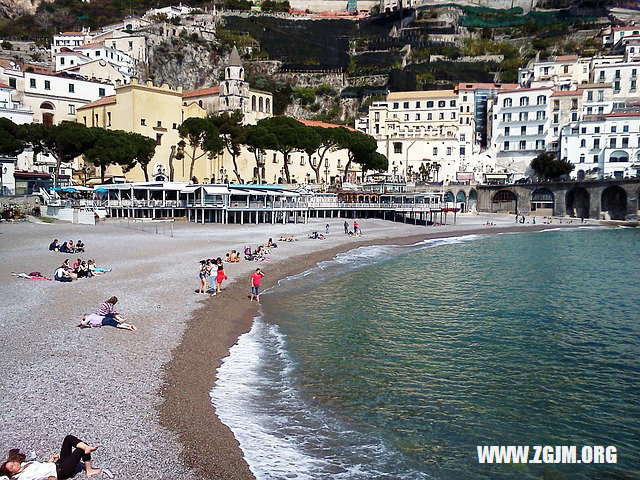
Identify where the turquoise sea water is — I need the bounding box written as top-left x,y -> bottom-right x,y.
211,228 -> 640,479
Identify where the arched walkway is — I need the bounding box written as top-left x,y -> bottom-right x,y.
566,187 -> 590,219
468,189 -> 477,212
456,190 -> 467,213
530,188 -> 554,216
491,189 -> 517,213
601,186 -> 627,220
444,191 -> 454,204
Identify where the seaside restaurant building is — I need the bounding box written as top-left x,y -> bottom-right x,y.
96,182 -> 446,225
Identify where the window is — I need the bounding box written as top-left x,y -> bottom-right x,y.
427,101 -> 433,108
9,77 -> 16,88
519,140 -> 526,150
538,125 -> 544,134
594,138 -> 600,149
438,101 -> 445,108
587,107 -> 593,114
587,91 -> 593,101
300,156 -> 305,166
140,118 -> 146,126
623,124 -> 629,132
60,57 -> 65,65
553,100 -> 559,111
581,127 -> 586,133
614,69 -> 621,79
404,114 -> 409,121
593,155 -> 599,163
580,154 -> 585,163
450,100 -> 456,107
521,126 -> 526,135
503,98 -> 512,107
537,111 -> 545,120
393,102 -> 399,109
611,125 -> 616,133
553,114 -> 559,124
68,104 -> 75,115
580,139 -> 586,147
433,147 -> 438,155
595,126 -> 600,133
622,137 -> 629,148
94,114 -> 98,125
68,83 -> 74,93
572,112 -> 578,121
107,112 -> 111,127
614,81 -> 620,92
571,99 -> 578,110
504,141 -> 510,151
631,80 -> 637,91
415,113 -> 420,121
633,68 -> 638,77
503,113 -> 511,122
460,134 -> 465,141
460,146 -> 466,155
427,113 -> 432,120
537,95 -> 546,105
265,98 -> 271,113
446,147 -> 452,155
99,88 -> 106,97
598,106 -> 604,114
520,112 -> 528,121
536,140 -> 545,149
451,112 -> 456,119
403,102 -> 409,109
82,116 -> 87,125
393,142 -> 402,154
439,113 -> 444,120
416,101 -> 420,108
597,90 -> 604,102
610,138 -> 616,148
374,112 -> 380,121
520,97 -> 529,106
156,133 -> 162,145
44,80 -> 50,90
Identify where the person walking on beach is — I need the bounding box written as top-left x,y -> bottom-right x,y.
325,224 -> 329,234
198,260 -> 208,294
0,435 -> 105,479
214,259 -> 228,296
250,268 -> 264,301
353,220 -> 359,235
344,221 -> 348,234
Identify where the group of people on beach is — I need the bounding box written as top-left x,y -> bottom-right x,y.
0,435 -> 109,480
54,258 -> 109,282
49,239 -> 84,254
344,220 -> 362,237
78,296 -> 137,332
198,258 -> 229,296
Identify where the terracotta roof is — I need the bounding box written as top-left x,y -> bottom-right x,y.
182,86 -> 220,98
499,86 -> 553,94
0,82 -> 11,89
25,65 -> 55,75
77,95 -> 117,110
613,26 -> 640,31
14,170 -> 51,178
387,90 -> 457,100
605,112 -> 640,118
61,31 -> 86,36
554,54 -> 578,62
298,119 -> 355,131
75,42 -> 103,49
456,82 -> 517,91
551,89 -> 583,97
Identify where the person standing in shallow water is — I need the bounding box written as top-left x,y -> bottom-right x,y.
250,268 -> 264,301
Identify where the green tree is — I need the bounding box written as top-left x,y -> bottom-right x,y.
178,117 -> 220,182
297,126 -> 323,184
129,133 -> 157,181
244,124 -> 277,183
530,151 -> 574,180
84,129 -> 137,183
255,116 -> 305,183
209,112 -> 245,183
309,126 -> 341,183
0,118 -> 25,157
334,128 -> 379,182
23,121 -> 95,187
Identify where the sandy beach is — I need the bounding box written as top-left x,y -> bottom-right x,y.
0,214 -> 595,479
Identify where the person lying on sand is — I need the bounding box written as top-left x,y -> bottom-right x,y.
0,435 -> 108,479
78,313 -> 137,331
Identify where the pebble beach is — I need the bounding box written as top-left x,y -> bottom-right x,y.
0,214 -> 584,479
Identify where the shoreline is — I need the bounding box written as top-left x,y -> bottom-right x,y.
158,222 -> 597,480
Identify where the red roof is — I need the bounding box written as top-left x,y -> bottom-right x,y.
182,86 -> 220,99
298,119 -> 355,131
14,171 -> 51,178
499,86 -> 553,94
613,26 -> 640,31
551,89 -> 583,97
0,82 -> 11,89
456,82 -> 517,91
75,42 -> 103,49
605,112 -> 640,118
554,54 -> 578,62
61,31 -> 86,36
77,95 -> 117,111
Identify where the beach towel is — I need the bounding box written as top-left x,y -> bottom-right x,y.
11,272 -> 52,281
93,267 -> 112,273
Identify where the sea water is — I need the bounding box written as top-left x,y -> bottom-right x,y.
211,228 -> 640,479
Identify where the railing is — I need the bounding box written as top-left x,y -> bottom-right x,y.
47,199 -> 106,207
308,201 -> 441,211
106,199 -> 187,208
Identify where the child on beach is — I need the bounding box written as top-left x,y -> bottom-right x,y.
0,435 -> 106,479
250,268 -> 264,301
198,260 -> 208,294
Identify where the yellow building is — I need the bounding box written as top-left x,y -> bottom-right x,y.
77,78 -> 208,182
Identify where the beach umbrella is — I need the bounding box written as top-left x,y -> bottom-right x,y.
63,187 -> 78,193
94,188 -> 108,194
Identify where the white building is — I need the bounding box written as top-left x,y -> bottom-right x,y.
489,87 -> 553,174
145,4 -> 193,19
51,30 -> 92,56
591,52 -> 640,101
357,89 -> 474,183
560,112 -> 640,180
519,54 -> 591,89
0,82 -> 32,124
602,25 -> 640,49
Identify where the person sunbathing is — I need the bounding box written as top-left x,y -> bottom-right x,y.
0,435 -> 105,479
229,250 -> 240,262
79,313 -> 137,331
88,259 -> 110,275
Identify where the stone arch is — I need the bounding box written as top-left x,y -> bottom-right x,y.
456,190 -> 467,213
251,95 -> 256,110
468,189 -> 478,212
566,187 -> 590,219
444,191 -> 454,203
531,188 -> 554,216
576,169 -> 585,181
601,186 -> 627,220
265,98 -> 271,113
609,150 -> 629,163
491,189 -> 517,213
259,96 -> 264,112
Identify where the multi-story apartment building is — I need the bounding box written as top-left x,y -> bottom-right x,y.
591,50 -> 640,101
51,30 -> 93,56
602,25 -> 640,49
519,55 -> 591,89
456,82 -> 517,147
358,89 -> 474,183
0,82 -> 32,124
489,87 -> 553,171
560,112 -> 640,179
